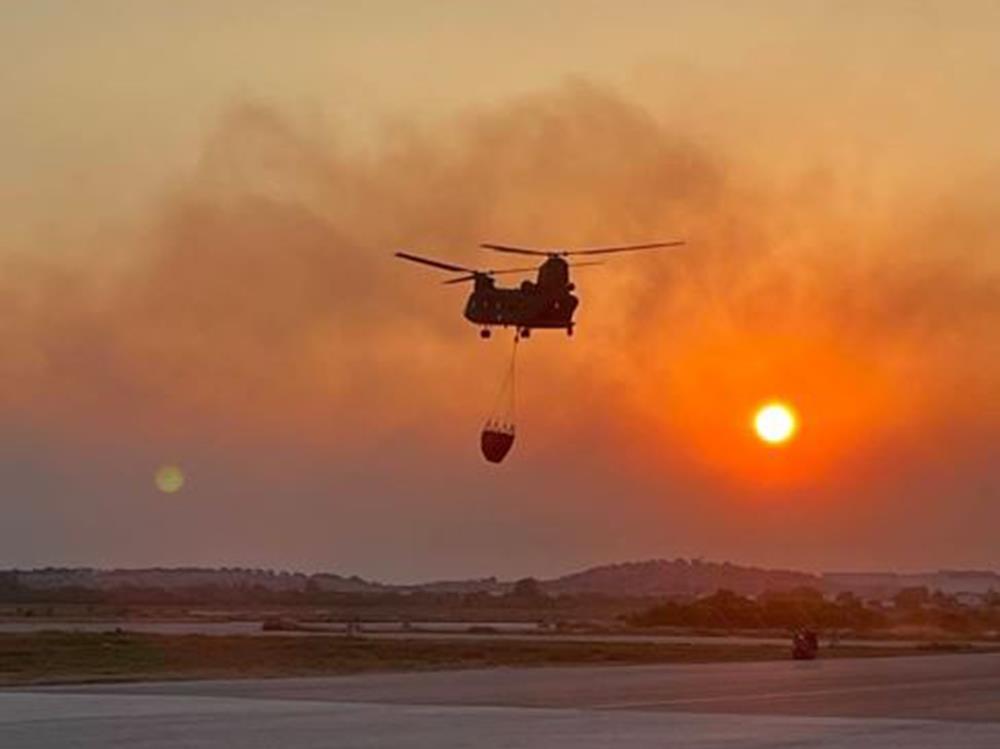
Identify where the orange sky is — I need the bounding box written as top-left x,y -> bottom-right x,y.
1,2 -> 998,579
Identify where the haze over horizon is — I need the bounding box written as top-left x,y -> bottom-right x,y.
2,2 -> 999,583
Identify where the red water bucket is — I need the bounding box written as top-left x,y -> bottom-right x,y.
481,425 -> 515,463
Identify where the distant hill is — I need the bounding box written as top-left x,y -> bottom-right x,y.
2,559 -> 820,598
542,558 -> 819,597
4,560 -> 997,599
399,577 -> 507,595
10,567 -> 385,594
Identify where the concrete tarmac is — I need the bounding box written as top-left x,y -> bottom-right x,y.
2,652 -> 998,747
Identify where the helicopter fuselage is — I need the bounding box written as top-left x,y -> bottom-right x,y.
463,257 -> 578,334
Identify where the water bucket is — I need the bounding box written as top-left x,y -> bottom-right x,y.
481,424 -> 515,463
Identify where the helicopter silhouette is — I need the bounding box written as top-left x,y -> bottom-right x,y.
395,241 -> 684,338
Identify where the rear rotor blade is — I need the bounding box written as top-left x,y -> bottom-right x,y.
564,241 -> 685,256
480,243 -> 550,256
487,265 -> 542,276
482,241 -> 685,257
395,251 -> 473,273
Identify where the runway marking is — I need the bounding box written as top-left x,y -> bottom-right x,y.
592,675 -> 1000,711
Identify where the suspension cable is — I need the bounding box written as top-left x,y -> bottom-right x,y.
486,331 -> 520,429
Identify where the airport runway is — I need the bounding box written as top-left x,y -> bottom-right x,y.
1,652 -> 998,747
3,619 -> 992,649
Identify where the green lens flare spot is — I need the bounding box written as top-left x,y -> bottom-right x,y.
155,465 -> 185,494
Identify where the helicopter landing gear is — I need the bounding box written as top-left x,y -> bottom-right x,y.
480,328 -> 492,339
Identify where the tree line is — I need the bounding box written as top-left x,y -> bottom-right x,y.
626,586 -> 1000,632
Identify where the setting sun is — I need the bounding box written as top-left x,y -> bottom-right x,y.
753,402 -> 798,445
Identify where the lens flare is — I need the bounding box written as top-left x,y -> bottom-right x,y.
154,465 -> 185,494
754,402 -> 797,445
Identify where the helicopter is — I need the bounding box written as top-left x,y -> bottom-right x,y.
395,241 -> 684,338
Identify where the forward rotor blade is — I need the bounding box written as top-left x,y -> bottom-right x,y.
564,241 -> 685,256
441,266 -> 539,285
480,243 -> 550,256
442,261 -> 602,285
395,251 -> 472,274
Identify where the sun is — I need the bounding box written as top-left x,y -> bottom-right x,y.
753,402 -> 798,445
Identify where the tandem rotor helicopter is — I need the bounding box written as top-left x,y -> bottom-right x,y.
395,241 -> 684,339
